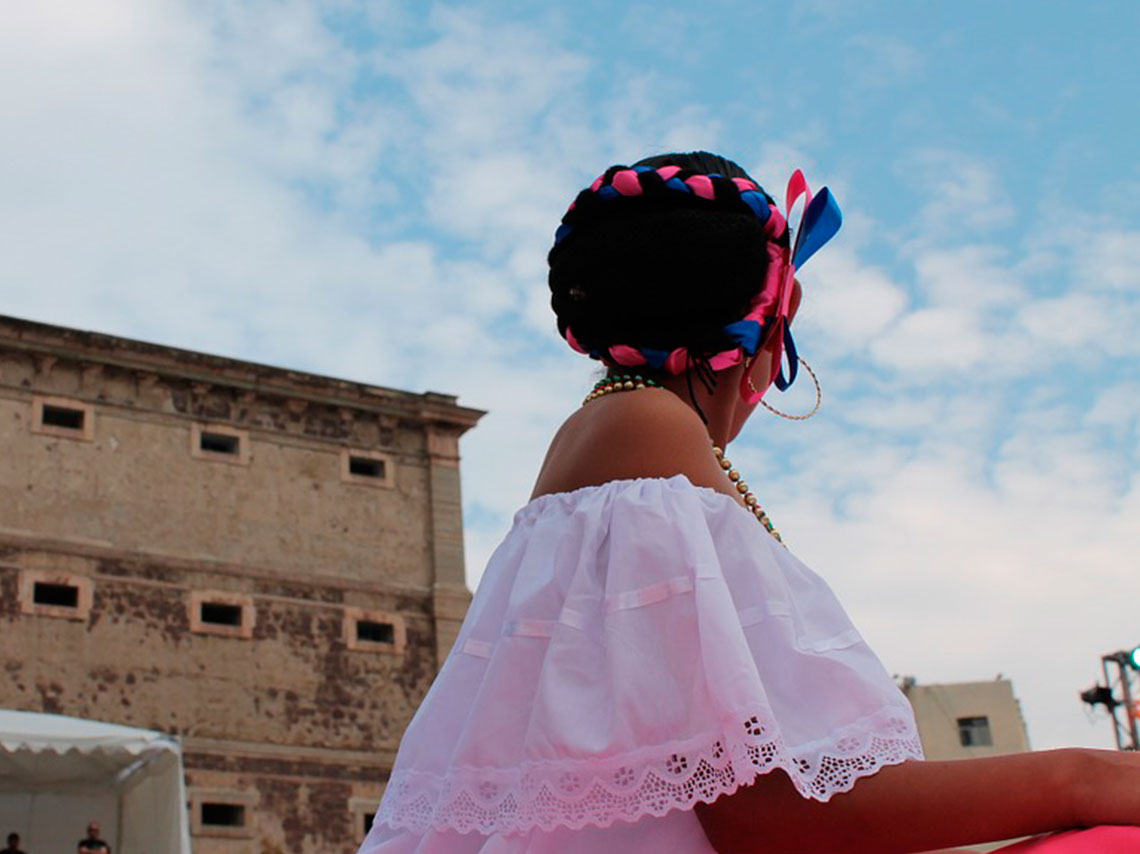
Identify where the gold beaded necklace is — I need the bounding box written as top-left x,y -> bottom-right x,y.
581,374 -> 784,544
710,443 -> 783,543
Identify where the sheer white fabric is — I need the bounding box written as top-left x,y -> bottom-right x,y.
360,476 -> 922,853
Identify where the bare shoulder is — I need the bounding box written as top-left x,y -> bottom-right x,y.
530,389 -> 740,503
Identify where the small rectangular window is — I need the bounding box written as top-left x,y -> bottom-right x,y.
349,456 -> 386,479
341,449 -> 393,487
20,572 -> 92,620
350,797 -> 380,843
33,582 -> 80,608
201,802 -> 246,828
200,431 -> 240,455
344,607 -> 405,653
32,397 -> 94,442
189,591 -> 254,638
957,716 -> 993,747
200,602 -> 244,627
357,620 -> 395,644
190,790 -> 254,838
41,404 -> 86,431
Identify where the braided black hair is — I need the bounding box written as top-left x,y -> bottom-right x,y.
548,152 -> 779,376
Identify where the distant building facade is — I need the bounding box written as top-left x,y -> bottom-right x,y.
0,316 -> 483,854
901,677 -> 1031,760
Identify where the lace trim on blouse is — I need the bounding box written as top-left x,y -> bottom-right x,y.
378,706 -> 922,835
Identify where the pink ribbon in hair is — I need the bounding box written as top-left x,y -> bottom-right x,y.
740,169 -> 841,405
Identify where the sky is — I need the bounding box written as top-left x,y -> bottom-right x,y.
2,0 -> 1139,753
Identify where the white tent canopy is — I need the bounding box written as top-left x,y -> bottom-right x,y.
0,710 -> 191,854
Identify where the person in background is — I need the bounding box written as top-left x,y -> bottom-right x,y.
77,822 -> 109,854
2,832 -> 27,854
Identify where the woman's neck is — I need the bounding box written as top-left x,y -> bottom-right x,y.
645,362 -> 752,448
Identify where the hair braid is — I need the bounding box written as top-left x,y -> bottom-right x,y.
548,152 -> 788,374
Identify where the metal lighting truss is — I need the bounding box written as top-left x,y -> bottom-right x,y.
1081,650 -> 1140,751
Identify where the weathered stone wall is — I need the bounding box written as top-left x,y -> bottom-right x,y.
184,763 -> 385,854
0,551 -> 436,748
0,357 -> 433,586
0,318 -> 483,854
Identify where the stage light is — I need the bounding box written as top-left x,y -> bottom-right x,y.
1081,685 -> 1117,709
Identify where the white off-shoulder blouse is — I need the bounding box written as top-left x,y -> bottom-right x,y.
359,476 -> 923,853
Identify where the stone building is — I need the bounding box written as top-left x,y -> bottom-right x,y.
0,315 -> 483,853
900,677 -> 1031,760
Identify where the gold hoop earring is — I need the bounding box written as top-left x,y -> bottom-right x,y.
749,357 -> 822,421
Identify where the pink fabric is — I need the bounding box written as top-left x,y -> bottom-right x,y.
663,347 -> 689,374
589,174 -> 605,192
785,168 -> 811,216
736,240 -> 793,404
612,170 -> 643,196
740,242 -> 787,324
707,349 -> 744,372
684,174 -> 715,199
731,177 -> 758,192
764,204 -> 787,237
607,344 -> 648,366
994,826 -> 1140,852
565,327 -> 588,355
656,165 -> 681,181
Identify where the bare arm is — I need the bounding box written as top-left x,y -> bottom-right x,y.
696,748 -> 1140,854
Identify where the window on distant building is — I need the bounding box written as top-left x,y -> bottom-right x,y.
344,607 -> 406,654
189,591 -> 254,638
189,790 -> 254,839
356,620 -> 395,645
349,456 -> 386,479
190,424 -> 249,465
341,449 -> 394,488
200,431 -> 239,455
201,802 -> 245,828
18,571 -> 93,621
957,716 -> 993,747
33,581 -> 80,608
200,602 -> 244,627
31,396 -> 95,441
350,795 -> 382,843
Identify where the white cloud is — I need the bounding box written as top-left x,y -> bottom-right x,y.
913,245 -> 1025,310
1087,381 -> 1140,431
871,306 -> 987,372
798,247 -> 908,351
902,149 -> 1015,234
1080,230 -> 1140,292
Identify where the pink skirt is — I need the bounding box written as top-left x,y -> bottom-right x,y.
995,826 -> 1140,852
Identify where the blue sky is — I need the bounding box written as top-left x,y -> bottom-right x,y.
3,0 -> 1138,753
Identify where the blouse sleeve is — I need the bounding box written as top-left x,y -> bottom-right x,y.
374,476 -> 922,838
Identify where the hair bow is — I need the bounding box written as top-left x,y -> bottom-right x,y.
740,170 -> 842,405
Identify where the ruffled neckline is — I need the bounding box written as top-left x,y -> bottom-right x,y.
515,474 -> 743,525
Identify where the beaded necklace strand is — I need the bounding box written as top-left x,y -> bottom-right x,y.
711,443 -> 782,543
583,373 -> 662,402
581,374 -> 784,544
